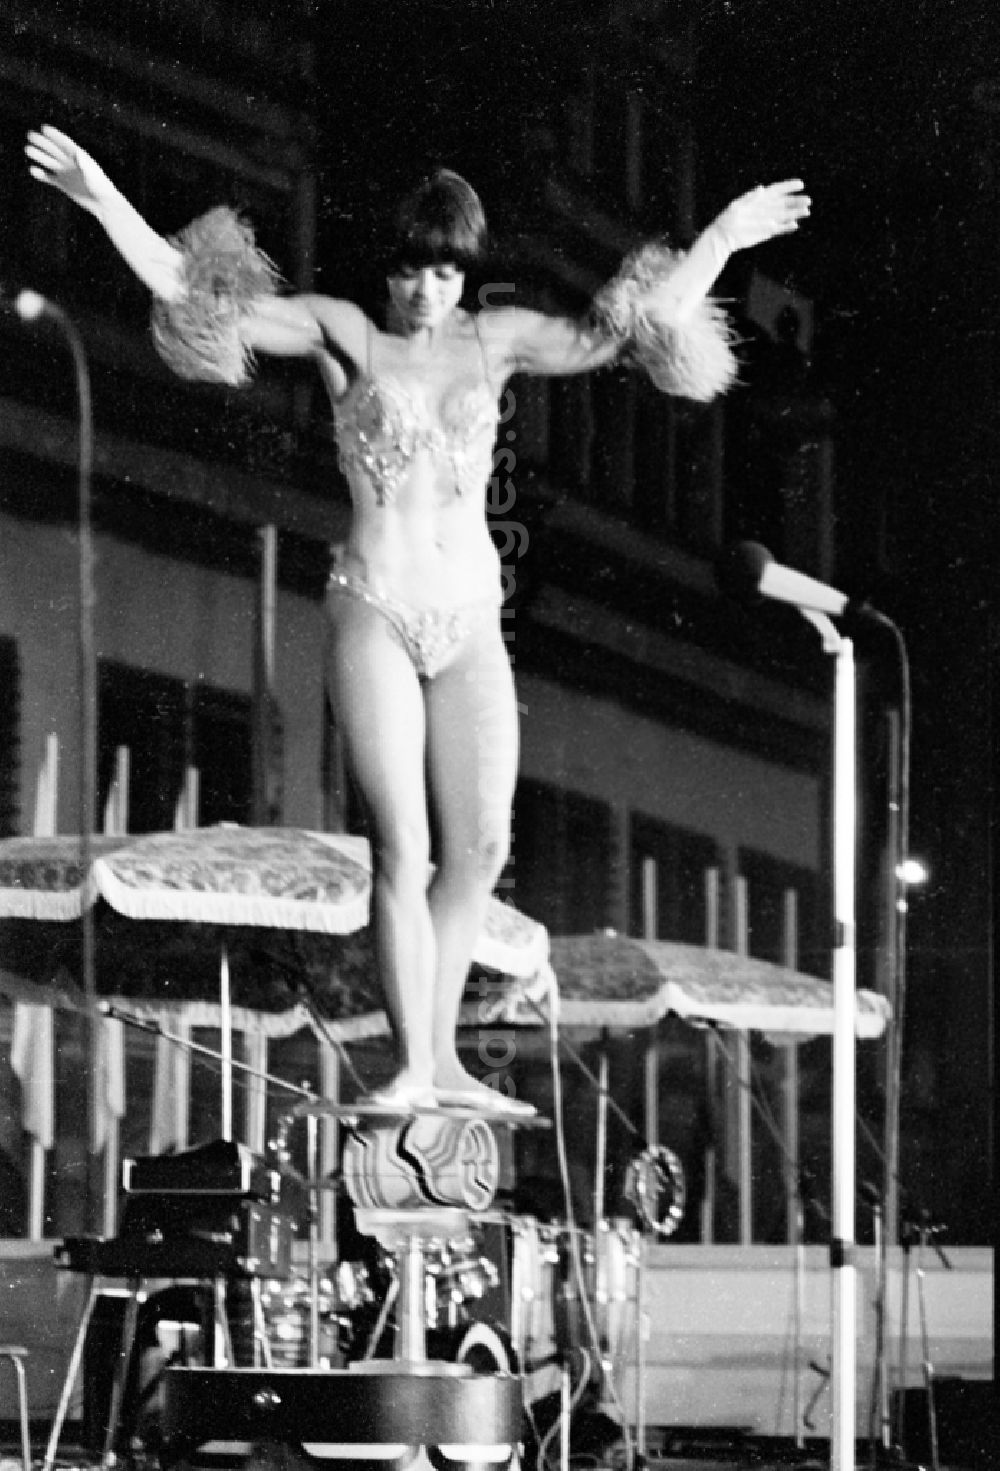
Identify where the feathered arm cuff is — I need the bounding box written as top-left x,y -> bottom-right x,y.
150,207 -> 282,386
590,228 -> 739,402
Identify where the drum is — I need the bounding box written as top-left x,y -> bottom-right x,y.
262,1260 -> 375,1367
425,1321 -> 518,1471
507,1215 -> 558,1371
428,1319 -> 515,1375
428,1235 -> 501,1326
511,1219 -> 639,1375
593,1218 -> 640,1366
335,1258 -> 376,1314
549,1223 -> 593,1360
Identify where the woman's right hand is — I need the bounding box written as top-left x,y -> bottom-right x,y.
712,180 -> 811,253
25,125 -> 118,218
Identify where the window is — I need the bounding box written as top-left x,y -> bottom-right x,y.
118,1028 -> 157,1164
548,377 -> 593,491
98,661 -> 255,832
505,374 -> 549,471
737,848 -> 825,977
563,69 -> 594,178
0,637 -> 19,837
630,378 -> 672,531
99,665 -> 186,834
188,1026 -> 250,1147
508,780 -> 613,935
721,325 -> 831,572
737,849 -> 830,1244
591,91 -> 630,209
588,371 -> 635,512
549,377 -> 724,552
667,400 -> 724,551
637,102 -> 691,239
192,685 -> 254,828
629,814 -> 721,944
0,1005 -> 29,1238
43,1010 -> 89,1238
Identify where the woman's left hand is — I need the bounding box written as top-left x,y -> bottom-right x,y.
713,179 -> 811,252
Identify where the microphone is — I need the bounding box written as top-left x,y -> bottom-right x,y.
716,540 -> 882,624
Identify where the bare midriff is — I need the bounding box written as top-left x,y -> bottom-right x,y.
336,484 -> 502,607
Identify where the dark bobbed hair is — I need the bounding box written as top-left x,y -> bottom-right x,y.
383,168 -> 488,274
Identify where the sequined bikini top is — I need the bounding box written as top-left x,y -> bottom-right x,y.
333,321 -> 499,506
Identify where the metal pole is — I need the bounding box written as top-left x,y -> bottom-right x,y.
307,1111 -> 321,1366
895,1233 -> 912,1453
594,1046 -> 609,1229
634,1233 -> 647,1457
16,293 -> 98,1223
733,876 -> 753,1246
38,299 -> 100,1229
868,1191 -> 892,1454
782,889 -> 805,1446
881,708 -> 904,1248
914,1225 -> 942,1471
794,609 -> 858,1471
830,634 -> 858,1471
220,943 -> 233,1141
702,867 -> 720,1242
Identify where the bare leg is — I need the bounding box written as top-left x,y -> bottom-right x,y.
423,616 -> 520,1103
325,595 -> 436,1099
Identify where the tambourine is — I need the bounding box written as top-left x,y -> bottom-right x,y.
623,1144 -> 686,1238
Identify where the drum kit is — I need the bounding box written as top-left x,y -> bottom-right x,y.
263,1107 -> 688,1404
51,1089 -> 688,1470
49,983 -> 689,1469
259,1232 -> 503,1370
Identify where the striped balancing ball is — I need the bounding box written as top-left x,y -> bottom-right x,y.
342,1116 -> 499,1212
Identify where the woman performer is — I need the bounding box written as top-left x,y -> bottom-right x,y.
26,125 -> 809,1114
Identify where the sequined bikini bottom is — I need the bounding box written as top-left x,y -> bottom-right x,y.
326,568 -> 501,680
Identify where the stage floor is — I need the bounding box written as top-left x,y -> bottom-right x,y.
21,1445 -> 988,1471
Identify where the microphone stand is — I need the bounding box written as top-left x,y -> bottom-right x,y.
864,1181 -> 892,1465
717,550 -> 906,1470
896,1212 -> 952,1471
797,608 -> 858,1471
100,1000 -> 318,1115
875,625 -> 913,1464
17,293 -> 100,1229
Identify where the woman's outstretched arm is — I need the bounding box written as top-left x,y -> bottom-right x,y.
25,125 -> 365,383
492,179 -> 810,401
26,125 -> 186,299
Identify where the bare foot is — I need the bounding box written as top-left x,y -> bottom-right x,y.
432,1060 -> 485,1093
368,1068 -> 437,1112
433,1070 -> 536,1117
